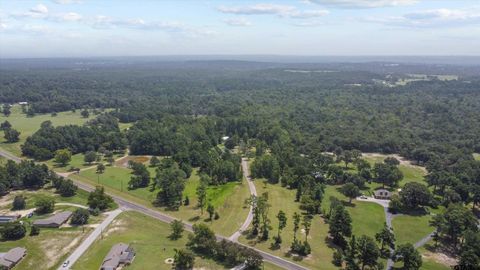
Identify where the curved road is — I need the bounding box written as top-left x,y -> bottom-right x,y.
0,148 -> 307,270
229,157 -> 257,242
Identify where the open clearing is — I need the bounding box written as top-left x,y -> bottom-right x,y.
71,165 -> 250,236
474,153 -> 480,161
72,211 -> 281,270
392,214 -> 434,245
0,105 -> 89,156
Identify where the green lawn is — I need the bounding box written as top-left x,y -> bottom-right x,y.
362,155 -> 426,187
0,204 -> 96,270
240,180 -> 338,270
392,214 -> 434,245
71,166 -> 250,236
43,153 -> 96,173
0,188 -> 90,211
474,153 -> 480,161
73,211 -> 228,270
0,105 -> 89,156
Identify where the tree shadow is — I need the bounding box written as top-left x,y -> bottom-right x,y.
188,216 -> 200,222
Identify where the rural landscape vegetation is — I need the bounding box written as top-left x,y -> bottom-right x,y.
1,1 -> 480,270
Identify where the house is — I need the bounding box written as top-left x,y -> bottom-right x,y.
0,215 -> 20,224
18,102 -> 28,106
0,247 -> 27,269
33,211 -> 72,228
373,189 -> 392,200
100,243 -> 135,270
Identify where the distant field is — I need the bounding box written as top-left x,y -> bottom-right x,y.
474,153 -> 480,161
0,105 -> 89,155
73,211 -> 248,270
71,165 -> 250,236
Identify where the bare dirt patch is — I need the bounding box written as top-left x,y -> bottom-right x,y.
422,250 -> 458,267
362,153 -> 426,172
115,155 -> 152,168
41,231 -> 87,269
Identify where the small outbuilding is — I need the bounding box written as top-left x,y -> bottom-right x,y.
0,247 -> 27,269
33,211 -> 72,228
373,189 -> 392,200
100,243 -> 135,270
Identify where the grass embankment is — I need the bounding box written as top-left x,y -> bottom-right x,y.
73,211 -> 281,270
71,165 -> 250,236
0,105 -> 89,156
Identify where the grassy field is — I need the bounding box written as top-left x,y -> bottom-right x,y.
73,211 -> 281,270
0,187 -> 90,212
71,165 -> 250,236
0,204 -> 98,270
43,153 -> 95,172
392,214 -> 434,245
474,153 -> 480,161
240,180 -> 338,270
0,105 -> 89,156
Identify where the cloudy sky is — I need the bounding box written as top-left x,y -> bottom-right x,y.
0,0 -> 479,58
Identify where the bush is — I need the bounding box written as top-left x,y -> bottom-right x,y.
332,250 -> 343,266
57,179 -> 78,197
214,212 -> 220,220
12,195 -> 26,210
1,222 -> 26,240
30,225 -> 40,236
388,194 -> 402,214
70,208 -> 90,225
35,197 -> 55,214
88,186 -> 113,211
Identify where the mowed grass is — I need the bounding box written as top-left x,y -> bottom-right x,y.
240,180 -> 338,270
0,105 -> 89,156
43,153 -> 96,172
0,204 -> 96,270
73,211 -> 226,270
392,214 -> 434,245
362,155 -> 426,187
474,153 -> 480,161
71,166 -> 250,236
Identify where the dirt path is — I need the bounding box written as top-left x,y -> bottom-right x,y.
228,158 -> 257,242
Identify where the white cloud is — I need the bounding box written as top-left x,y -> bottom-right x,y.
307,0 -> 418,9
30,4 -> 49,14
223,17 -> 252,26
362,7 -> 480,27
292,20 -> 326,27
21,24 -> 51,34
52,0 -> 82,4
53,12 -> 82,21
217,4 -> 328,19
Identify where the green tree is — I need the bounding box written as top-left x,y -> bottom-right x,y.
394,243 -> 422,270
207,203 -> 215,221
150,156 -> 160,167
70,208 -> 90,225
329,204 -> 352,248
87,186 -> 113,211
96,163 -> 106,174
54,148 -> 72,166
155,162 -> 186,210
170,219 -> 184,240
4,128 -> 20,143
373,162 -> 403,188
275,210 -> 287,244
12,195 -> 26,210
129,162 -> 150,189
357,235 -> 380,270
1,222 -> 26,240
2,105 -> 11,117
81,109 -> 89,118
400,182 -> 432,209
187,223 -> 217,255
174,249 -> 195,270
341,183 -> 361,203
375,223 -> 395,252
196,180 -> 207,215
57,179 -> 78,197
292,212 -> 301,242
430,203 -> 478,247
35,197 -> 55,214
30,225 -> 40,236
84,151 -> 97,164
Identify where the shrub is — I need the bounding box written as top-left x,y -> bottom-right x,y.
70,208 -> 90,225
35,197 -> 55,214
12,195 -> 26,210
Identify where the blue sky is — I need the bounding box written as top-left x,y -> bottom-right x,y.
0,0 -> 479,58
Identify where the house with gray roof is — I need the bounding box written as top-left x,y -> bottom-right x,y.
0,247 -> 27,269
100,243 -> 135,270
0,215 -> 19,224
33,211 -> 72,228
373,189 -> 392,200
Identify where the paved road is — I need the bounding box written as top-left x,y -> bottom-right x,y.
57,209 -> 123,270
1,148 -> 307,270
229,157 -> 257,242
55,203 -> 89,209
